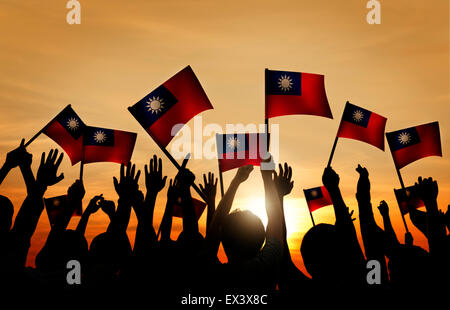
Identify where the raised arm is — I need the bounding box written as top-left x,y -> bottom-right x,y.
261,159 -> 283,245
159,178 -> 177,242
133,155 -> 167,254
198,172 -> 217,234
377,200 -> 399,250
414,177 -> 446,254
76,194 -> 103,236
206,165 -> 253,257
110,163 -> 141,235
9,149 -> 64,268
177,168 -> 198,240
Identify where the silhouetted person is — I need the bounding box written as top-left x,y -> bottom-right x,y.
300,166 -> 366,288
205,158 -> 284,292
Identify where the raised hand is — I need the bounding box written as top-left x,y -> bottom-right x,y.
234,165 -> 253,184
377,200 -> 389,218
175,168 -> 195,191
144,155 -> 167,195
113,162 -> 141,203
36,149 -> 64,188
100,199 -> 116,219
85,194 -> 104,215
274,163 -> 294,197
167,178 -> 180,203
414,176 -> 438,206
68,179 -> 85,202
356,164 -> 370,194
199,172 -> 217,205
4,139 -> 31,169
322,166 -> 340,192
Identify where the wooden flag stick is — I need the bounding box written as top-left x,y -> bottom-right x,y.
386,133 -> 409,232
24,104 -> 71,147
309,210 -> 316,227
218,167 -> 225,198
327,136 -> 339,167
159,146 -> 207,202
394,165 -> 410,232
79,161 -> 84,181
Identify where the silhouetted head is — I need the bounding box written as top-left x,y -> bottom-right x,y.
89,232 -> 131,272
0,195 -> 13,235
301,224 -> 343,282
221,210 -> 265,263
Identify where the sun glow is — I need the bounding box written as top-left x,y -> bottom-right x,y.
243,196 -> 310,240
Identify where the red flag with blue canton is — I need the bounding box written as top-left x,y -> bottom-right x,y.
43,105 -> 85,165
386,122 -> 442,169
82,126 -> 137,164
304,186 -> 333,212
172,197 -> 206,220
128,66 -> 213,147
216,133 -> 268,172
265,69 -> 333,119
394,186 -> 425,215
336,101 -> 387,150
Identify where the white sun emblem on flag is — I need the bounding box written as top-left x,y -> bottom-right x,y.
93,130 -> 107,144
227,137 -> 240,150
146,96 -> 165,114
278,75 -> 293,92
398,132 -> 411,145
352,110 -> 364,122
310,190 -> 318,198
67,118 -> 79,131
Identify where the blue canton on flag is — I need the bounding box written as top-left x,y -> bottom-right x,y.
342,103 -> 371,128
84,126 -> 115,146
217,134 -> 248,156
130,85 -> 178,129
304,187 -> 324,201
386,127 -> 421,151
265,70 -> 302,96
55,106 -> 85,139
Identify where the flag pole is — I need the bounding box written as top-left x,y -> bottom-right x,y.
218,168 -> 225,198
309,210 -> 316,227
394,165 -> 410,232
386,134 -> 409,232
159,145 -> 207,202
327,136 -> 339,167
24,104 -> 72,147
265,69 -> 270,150
79,161 -> 84,181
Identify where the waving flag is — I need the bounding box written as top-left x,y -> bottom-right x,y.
82,126 -> 137,164
304,186 -> 333,212
43,105 -> 85,165
386,122 -> 442,169
336,102 -> 387,150
394,186 -> 425,215
265,69 -> 333,119
129,66 -> 213,147
44,195 -> 82,227
216,133 -> 268,172
172,197 -> 207,220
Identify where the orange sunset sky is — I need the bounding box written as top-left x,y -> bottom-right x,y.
0,0 -> 449,274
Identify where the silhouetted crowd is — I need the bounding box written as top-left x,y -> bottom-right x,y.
0,140 -> 449,304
